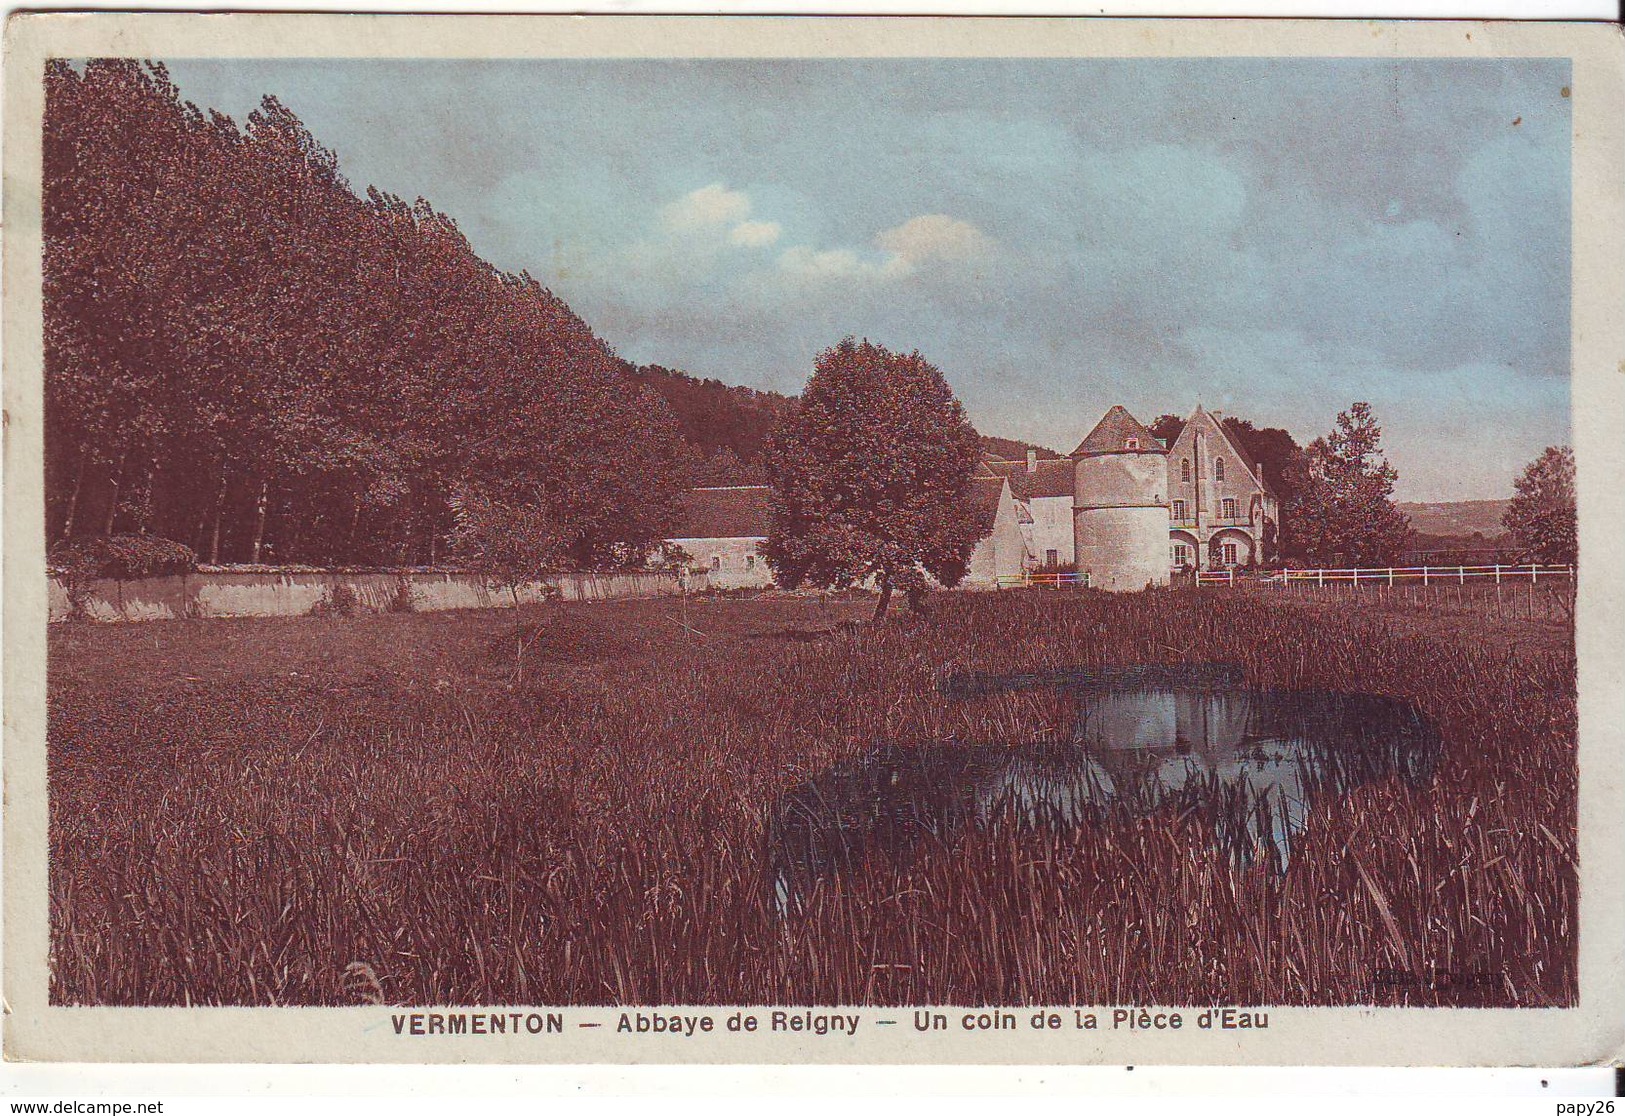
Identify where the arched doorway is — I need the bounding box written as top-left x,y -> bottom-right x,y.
1209,528 -> 1256,569
1170,529 -> 1201,572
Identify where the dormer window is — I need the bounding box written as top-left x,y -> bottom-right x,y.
710,556 -> 721,571
1180,458 -> 1191,482
1125,437 -> 1139,450
1214,458 -> 1226,481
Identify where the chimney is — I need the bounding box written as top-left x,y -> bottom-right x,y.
1026,448 -> 1038,473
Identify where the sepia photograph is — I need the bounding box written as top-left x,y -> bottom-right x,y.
3,14 -> 1622,1067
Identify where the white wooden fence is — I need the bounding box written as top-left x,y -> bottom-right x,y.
1195,563 -> 1574,588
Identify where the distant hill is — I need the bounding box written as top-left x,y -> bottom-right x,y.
1398,499 -> 1510,539
981,436 -> 1064,462
623,360 -> 1062,482
621,362 -> 798,466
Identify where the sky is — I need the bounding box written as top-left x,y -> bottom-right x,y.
162,57 -> 1572,501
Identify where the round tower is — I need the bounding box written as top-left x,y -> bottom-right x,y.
1071,406 -> 1170,592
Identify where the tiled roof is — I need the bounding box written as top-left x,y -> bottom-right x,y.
672,486 -> 773,539
985,456 -> 1075,499
1070,406 -> 1165,458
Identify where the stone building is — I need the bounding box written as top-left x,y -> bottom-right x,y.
980,451 -> 1075,569
1071,406 -> 1172,591
667,485 -> 775,589
664,404 -> 1279,593
1165,406 -> 1280,571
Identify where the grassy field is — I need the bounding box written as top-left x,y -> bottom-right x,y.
47,587 -> 1576,1007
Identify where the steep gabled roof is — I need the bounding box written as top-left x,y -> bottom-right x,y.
1070,406 -> 1166,458
672,486 -> 773,539
1191,406 -> 1270,494
967,475 -> 1010,534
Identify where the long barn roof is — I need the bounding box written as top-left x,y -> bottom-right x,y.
672,486 -> 773,539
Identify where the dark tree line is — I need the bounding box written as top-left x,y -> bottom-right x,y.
44,60 -> 689,569
620,362 -> 796,483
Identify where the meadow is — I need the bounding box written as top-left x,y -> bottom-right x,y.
47,585 -> 1577,1007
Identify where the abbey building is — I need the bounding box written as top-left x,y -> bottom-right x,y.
666,405 -> 1279,592
980,405 -> 1280,590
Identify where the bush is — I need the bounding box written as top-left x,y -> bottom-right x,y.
50,534 -> 198,582
50,535 -> 198,617
386,578 -> 417,614
310,582 -> 361,618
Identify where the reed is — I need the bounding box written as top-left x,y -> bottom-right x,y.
47,589 -> 1576,1007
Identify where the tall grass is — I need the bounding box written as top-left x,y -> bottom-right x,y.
47,590 -> 1576,1007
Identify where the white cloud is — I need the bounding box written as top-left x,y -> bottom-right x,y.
662,183 -> 752,232
875,214 -> 995,272
728,219 -> 782,248
774,214 -> 997,286
778,245 -> 869,281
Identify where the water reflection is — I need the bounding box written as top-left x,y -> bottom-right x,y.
767,664 -> 1441,913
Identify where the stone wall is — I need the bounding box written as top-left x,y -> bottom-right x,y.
47,568 -> 689,624
1026,495 -> 1075,566
668,536 -> 774,590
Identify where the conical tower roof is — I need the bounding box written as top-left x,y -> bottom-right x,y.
1069,406 -> 1165,458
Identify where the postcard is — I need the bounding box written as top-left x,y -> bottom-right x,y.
4,13 -> 1622,1066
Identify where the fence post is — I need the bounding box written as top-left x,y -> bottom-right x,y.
1353,568 -> 1360,588
1387,567 -> 1394,587
1494,564 -> 1501,585
1228,568 -> 1234,586
1317,568 -> 1324,587
1532,565 -> 1539,584
1458,567 -> 1465,585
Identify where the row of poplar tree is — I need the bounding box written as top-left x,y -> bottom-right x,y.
44,60 -> 691,570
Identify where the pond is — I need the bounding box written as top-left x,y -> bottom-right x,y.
766,663 -> 1442,913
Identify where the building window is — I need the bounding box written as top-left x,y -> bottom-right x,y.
1222,497 -> 1237,519
1171,544 -> 1189,567
1125,436 -> 1139,450
1215,457 -> 1226,481
710,556 -> 721,571
1223,543 -> 1238,566
1045,549 -> 1058,567
746,555 -> 755,570
1180,458 -> 1191,482
1172,499 -> 1186,521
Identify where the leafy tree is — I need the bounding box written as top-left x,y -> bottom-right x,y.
1281,403 -> 1413,566
1219,417 -> 1305,505
1502,446 -> 1576,563
1148,414 -> 1186,448
447,486 -> 566,604
763,338 -> 983,620
690,446 -> 763,486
